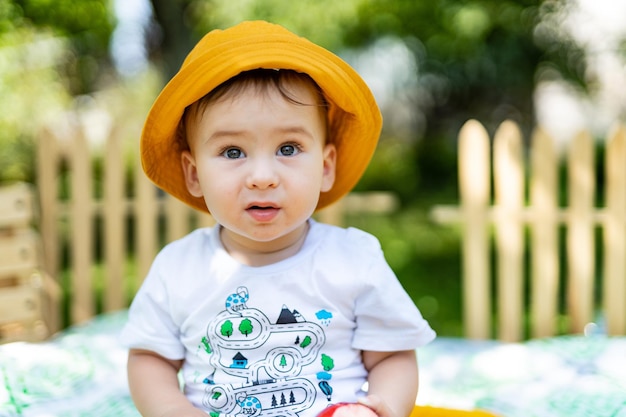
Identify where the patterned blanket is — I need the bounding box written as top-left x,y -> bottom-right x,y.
1,311 -> 625,417
417,336 -> 626,417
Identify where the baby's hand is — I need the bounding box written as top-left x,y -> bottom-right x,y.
318,402 -> 379,417
357,395 -> 395,417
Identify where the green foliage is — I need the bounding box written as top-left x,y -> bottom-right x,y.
300,335 -> 312,348
239,318 -> 253,336
200,336 -> 212,353
342,0 -> 587,140
17,0 -> 113,45
0,27 -> 72,183
355,139 -> 420,203
187,0 -> 368,51
0,0 -> 119,184
4,0 -> 115,94
356,135 -> 458,206
221,320 -> 233,337
320,354 -> 334,371
0,1 -> 25,33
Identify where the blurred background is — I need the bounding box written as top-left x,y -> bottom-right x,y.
1,0 -> 625,336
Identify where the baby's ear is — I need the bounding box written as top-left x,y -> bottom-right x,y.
181,151 -> 203,197
321,144 -> 337,193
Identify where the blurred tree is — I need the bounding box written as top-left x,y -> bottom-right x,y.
0,0 -> 115,183
319,0 -> 597,204
145,0 -> 367,78
0,0 -> 596,143
141,0 -> 587,142
5,0 -> 115,94
343,0 -> 586,141
147,0 -> 194,78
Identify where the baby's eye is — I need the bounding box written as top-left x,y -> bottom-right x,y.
278,144 -> 300,157
222,147 -> 244,159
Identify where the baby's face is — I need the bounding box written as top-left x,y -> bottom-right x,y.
181,79 -> 336,256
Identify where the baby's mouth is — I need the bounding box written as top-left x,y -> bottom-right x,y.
247,203 -> 278,210
246,204 -> 280,222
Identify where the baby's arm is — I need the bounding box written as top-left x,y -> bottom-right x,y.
360,350 -> 419,417
127,349 -> 206,417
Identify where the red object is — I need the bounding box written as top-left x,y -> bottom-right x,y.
317,403 -> 378,417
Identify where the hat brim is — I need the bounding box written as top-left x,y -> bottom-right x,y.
141,21 -> 382,213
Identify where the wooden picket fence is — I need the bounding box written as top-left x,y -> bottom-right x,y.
431,119 -> 626,341
12,117 -> 626,342
32,121 -> 398,335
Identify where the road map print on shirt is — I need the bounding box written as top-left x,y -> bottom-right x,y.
199,286 -> 335,417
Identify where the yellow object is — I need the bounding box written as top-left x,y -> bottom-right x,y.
411,406 -> 499,417
141,20 -> 382,213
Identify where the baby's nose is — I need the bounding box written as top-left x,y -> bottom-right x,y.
245,157 -> 279,189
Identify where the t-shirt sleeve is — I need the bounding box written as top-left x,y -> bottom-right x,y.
119,250 -> 186,360
349,230 -> 436,351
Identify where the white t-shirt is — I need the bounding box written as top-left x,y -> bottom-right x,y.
120,220 -> 435,417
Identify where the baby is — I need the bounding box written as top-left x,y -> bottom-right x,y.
121,21 -> 435,417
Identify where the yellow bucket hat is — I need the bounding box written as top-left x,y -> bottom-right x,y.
141,20 -> 382,212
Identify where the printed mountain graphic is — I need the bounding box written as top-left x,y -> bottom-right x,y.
276,305 -> 304,324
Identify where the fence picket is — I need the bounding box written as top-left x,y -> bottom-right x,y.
36,128 -> 61,332
604,123 -> 626,335
195,212 -> 216,228
493,121 -> 525,342
104,127 -> 126,312
165,194 -> 190,243
134,155 -> 159,286
458,120 -> 491,339
432,120 -> 626,340
69,126 -> 94,323
37,129 -> 60,281
566,130 -> 595,333
529,127 -> 560,338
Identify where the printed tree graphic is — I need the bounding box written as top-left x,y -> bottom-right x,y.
280,393 -> 287,406
280,355 -> 287,368
199,336 -> 212,353
271,395 -> 277,407
321,354 -> 334,371
221,320 -> 233,337
289,391 -> 296,404
300,335 -> 312,348
239,318 -> 253,337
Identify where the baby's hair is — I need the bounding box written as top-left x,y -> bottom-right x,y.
176,69 -> 329,152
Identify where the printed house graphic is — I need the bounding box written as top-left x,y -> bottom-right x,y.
231,352 -> 248,368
